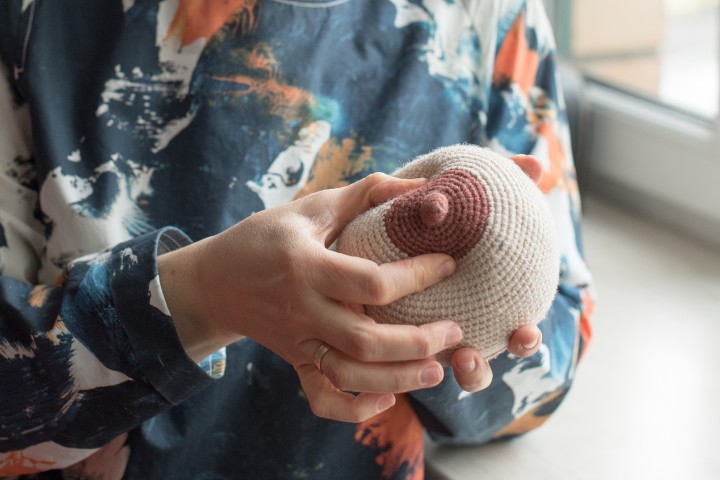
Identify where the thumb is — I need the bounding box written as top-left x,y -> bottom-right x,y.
300,172 -> 428,242
510,154 -> 543,184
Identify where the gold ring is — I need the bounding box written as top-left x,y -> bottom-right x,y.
313,343 -> 332,375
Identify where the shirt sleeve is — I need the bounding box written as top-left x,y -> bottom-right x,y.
0,64 -> 222,474
409,0 -> 595,445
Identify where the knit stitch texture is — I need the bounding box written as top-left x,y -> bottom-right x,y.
336,145 -> 560,362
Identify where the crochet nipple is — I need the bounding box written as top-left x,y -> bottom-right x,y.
420,192 -> 449,227
385,169 -> 490,260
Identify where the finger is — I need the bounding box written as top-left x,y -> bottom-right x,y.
450,347 -> 493,393
313,248 -> 456,306
306,304 -> 463,362
366,175 -> 428,207
296,364 -> 396,423
510,154 -> 543,184
300,173 -> 428,239
309,345 -> 444,393
507,324 -> 542,357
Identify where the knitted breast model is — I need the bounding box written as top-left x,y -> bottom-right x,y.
336,145 -> 560,362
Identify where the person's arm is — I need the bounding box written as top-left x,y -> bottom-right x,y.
409,0 -> 594,444
0,58 -> 470,473
0,65 -> 220,473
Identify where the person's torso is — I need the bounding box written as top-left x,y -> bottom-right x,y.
2,1 -> 505,478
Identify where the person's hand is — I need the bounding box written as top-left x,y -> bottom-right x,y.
159,173 -> 464,422
159,152 -> 546,420
447,153 -> 544,392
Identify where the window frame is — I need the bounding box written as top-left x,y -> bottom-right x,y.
547,0 -> 720,248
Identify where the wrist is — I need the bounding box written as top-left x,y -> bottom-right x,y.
158,240 -> 240,362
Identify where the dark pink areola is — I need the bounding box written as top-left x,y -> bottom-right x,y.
384,170 -> 490,261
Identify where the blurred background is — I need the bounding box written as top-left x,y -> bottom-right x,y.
550,0 -> 720,237
427,1 -> 720,478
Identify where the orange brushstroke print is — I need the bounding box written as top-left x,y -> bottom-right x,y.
0,451 -> 55,476
493,11 -> 539,98
210,73 -> 313,118
205,44 -> 315,127
164,0 -> 258,47
495,11 -> 568,193
355,395 -> 424,480
536,122 -> 566,193
46,316 -> 67,346
529,86 -> 567,193
294,137 -> 374,199
491,388 -> 566,439
579,290 -> 595,360
28,285 -> 51,308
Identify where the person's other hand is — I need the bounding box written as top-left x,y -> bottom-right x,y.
448,153 -> 544,392
160,173 -> 463,423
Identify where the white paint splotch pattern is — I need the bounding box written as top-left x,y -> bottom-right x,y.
388,0 -> 497,109
95,0 -> 208,153
246,120 -> 332,210
39,155 -> 155,282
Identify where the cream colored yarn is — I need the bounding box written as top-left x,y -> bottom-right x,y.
336,145 -> 560,362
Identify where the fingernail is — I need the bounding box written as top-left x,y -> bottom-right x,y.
444,326 -> 463,347
522,338 -> 540,350
437,259 -> 456,278
458,359 -> 476,373
421,364 -> 443,385
377,395 -> 396,412
462,362 -> 492,392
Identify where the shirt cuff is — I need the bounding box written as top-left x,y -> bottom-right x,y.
63,227 -> 224,405
151,235 -> 227,380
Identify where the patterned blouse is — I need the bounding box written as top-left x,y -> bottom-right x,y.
0,1 -> 593,478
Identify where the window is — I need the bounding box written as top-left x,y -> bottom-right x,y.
556,0 -> 719,120
547,0 -> 720,247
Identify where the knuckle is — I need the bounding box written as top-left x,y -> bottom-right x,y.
320,251 -> 342,273
275,245 -> 301,279
312,253 -> 341,287
365,273 -> 391,305
324,366 -> 349,391
414,329 -> 434,358
363,172 -> 387,188
390,370 -> 407,391
348,326 -> 377,361
309,400 -> 330,420
414,260 -> 433,289
277,231 -> 314,272
307,394 -> 334,420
